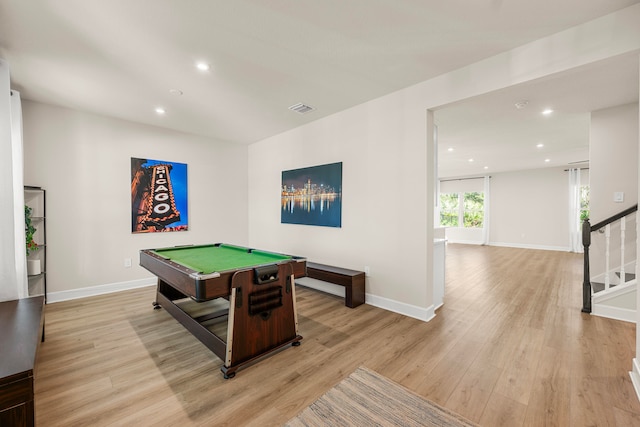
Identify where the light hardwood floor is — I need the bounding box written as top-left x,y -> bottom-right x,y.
35,244 -> 640,426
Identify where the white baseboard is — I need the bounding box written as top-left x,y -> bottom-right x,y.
630,358 -> 640,403
50,277 -> 435,324
591,304 -> 636,323
488,241 -> 571,252
47,277 -> 156,303
445,240 -> 571,252
445,239 -> 483,246
296,278 -> 435,322
365,293 -> 435,322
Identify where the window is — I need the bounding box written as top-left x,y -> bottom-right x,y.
439,192 -> 484,228
440,193 -> 459,227
463,192 -> 484,228
579,185 -> 590,222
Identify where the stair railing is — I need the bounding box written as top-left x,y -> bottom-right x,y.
582,204 -> 638,313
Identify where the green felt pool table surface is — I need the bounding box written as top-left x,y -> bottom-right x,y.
151,243 -> 293,274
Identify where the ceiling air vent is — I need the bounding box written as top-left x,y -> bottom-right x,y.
288,103 -> 314,114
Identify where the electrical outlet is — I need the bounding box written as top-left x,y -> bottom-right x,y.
364,266 -> 370,276
124,258 -> 132,268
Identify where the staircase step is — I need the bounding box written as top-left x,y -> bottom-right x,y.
615,272 -> 636,282
592,282 -> 617,293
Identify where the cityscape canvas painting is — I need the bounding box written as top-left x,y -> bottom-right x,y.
131,157 -> 188,233
281,162 -> 342,227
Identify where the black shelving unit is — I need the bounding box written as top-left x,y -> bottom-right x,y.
24,185 -> 46,301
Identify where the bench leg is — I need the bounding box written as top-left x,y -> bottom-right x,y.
346,274 -> 365,308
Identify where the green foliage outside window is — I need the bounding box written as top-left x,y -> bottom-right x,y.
440,193 -> 459,227
439,191 -> 484,228
463,192 -> 484,228
580,185 -> 590,222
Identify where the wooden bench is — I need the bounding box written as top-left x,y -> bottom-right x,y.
0,296 -> 45,427
304,262 -> 365,308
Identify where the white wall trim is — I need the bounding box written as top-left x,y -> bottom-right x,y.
365,293 -> 435,322
296,277 -> 435,322
630,358 -> 640,402
446,239 -> 483,246
447,240 -> 571,252
47,277 -> 156,303
488,241 -> 571,252
591,304 -> 636,324
51,276 -> 435,323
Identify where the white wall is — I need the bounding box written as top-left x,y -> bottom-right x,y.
490,167 -> 574,251
590,103 -> 639,222
588,103 -> 639,277
248,96 -> 431,320
22,101 -> 248,299
247,4 -> 640,320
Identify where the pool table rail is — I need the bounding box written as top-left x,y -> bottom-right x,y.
140,248 -> 306,302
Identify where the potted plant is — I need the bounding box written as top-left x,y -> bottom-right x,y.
25,205 -> 38,256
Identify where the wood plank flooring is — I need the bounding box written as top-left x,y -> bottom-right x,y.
34,244 -> 640,426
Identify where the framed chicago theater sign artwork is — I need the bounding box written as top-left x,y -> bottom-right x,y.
131,157 -> 188,233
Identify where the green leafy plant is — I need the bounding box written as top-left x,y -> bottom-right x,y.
580,210 -> 590,222
25,205 -> 38,255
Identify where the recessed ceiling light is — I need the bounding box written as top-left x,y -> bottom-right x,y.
542,108 -> 554,116
195,62 -> 210,71
447,147 -> 454,152
468,158 -> 474,162
537,143 -> 544,148
545,158 -> 551,163
484,166 -> 489,170
155,107 -> 166,115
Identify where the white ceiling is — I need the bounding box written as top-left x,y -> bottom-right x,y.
1,0 -> 639,176
435,53 -> 640,178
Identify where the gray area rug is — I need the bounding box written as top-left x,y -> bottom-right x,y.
285,366 -> 479,426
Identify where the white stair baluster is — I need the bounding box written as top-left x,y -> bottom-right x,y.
620,216 -> 626,284
605,224 -> 610,290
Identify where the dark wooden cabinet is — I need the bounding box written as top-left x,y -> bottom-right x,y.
0,296 -> 45,427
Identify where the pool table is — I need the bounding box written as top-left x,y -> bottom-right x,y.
140,243 -> 306,378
